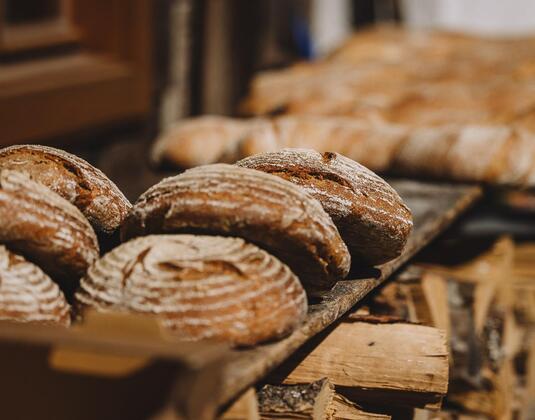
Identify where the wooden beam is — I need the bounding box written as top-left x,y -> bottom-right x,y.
283,321 -> 449,410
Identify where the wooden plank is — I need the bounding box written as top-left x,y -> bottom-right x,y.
283,321 -> 449,410
218,180 -> 482,406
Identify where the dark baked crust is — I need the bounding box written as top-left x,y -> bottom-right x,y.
121,164 -> 351,295
0,171 -> 99,290
0,245 -> 70,326
75,234 -> 307,346
237,149 -> 413,264
0,144 -> 131,234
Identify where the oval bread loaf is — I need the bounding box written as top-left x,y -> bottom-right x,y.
0,245 -> 70,326
121,164 -> 351,295
150,116 -> 255,168
75,235 -> 307,346
0,144 -> 131,234
0,170 -> 99,290
237,149 -> 413,265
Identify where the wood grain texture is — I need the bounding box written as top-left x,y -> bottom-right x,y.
237,149 -> 413,265
121,164 -> 351,295
283,322 -> 449,410
0,144 -> 131,234
331,393 -> 391,420
76,234 -> 307,346
0,170 -> 99,289
0,245 -> 71,327
217,180 -> 481,407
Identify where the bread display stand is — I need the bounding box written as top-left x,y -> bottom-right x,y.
218,180 -> 480,408
0,180 -> 481,420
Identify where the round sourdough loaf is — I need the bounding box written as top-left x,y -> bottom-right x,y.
75,235 -> 307,346
0,245 -> 70,326
0,170 -> 99,289
0,144 -> 131,234
121,164 -> 351,294
237,149 -> 413,265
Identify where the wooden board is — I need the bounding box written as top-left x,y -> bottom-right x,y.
218,180 -> 482,406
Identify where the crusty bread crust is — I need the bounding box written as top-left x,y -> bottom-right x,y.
76,235 -> 307,346
237,149 -> 413,264
122,164 -> 351,294
0,245 -> 71,326
0,144 -> 131,234
0,170 -> 99,288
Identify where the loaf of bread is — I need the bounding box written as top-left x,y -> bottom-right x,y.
243,26 -> 535,120
237,149 -> 413,265
151,115 -> 407,173
151,114 -> 535,188
237,115 -> 407,173
150,116 -> 268,169
0,245 -> 70,326
0,144 -> 131,235
75,235 -> 307,346
392,124 -> 535,186
0,170 -> 99,291
121,164 -> 350,295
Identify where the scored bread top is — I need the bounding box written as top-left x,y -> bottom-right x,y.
75,234 -> 307,346
0,170 -> 99,287
122,164 -> 351,294
237,149 -> 413,264
0,144 -> 131,234
0,245 -> 70,326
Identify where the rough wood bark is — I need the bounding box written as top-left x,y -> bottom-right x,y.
258,378 -> 334,419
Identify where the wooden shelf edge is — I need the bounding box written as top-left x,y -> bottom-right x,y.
217,181 -> 482,407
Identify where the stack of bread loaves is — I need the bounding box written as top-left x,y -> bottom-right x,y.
151,27 -> 535,188
0,145 -> 131,327
0,145 -> 412,346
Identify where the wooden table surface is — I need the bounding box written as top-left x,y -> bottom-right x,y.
218,179 -> 482,406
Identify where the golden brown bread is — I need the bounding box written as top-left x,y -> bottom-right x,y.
0,245 -> 70,326
243,26 -> 535,121
237,149 -> 413,265
0,170 -> 99,291
150,116 -> 267,168
151,114 -> 535,188
121,164 -> 351,295
151,115 -> 407,173
391,124 -> 535,186
75,234 -> 307,346
237,115 -> 407,173
0,144 -> 131,235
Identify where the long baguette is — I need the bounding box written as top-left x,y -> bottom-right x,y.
150,115 -> 535,188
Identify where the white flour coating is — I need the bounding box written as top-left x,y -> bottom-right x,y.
151,116 -> 254,167
0,246 -> 70,326
447,125 -> 510,180
237,148 -> 413,264
238,115 -> 409,173
76,235 -> 307,346
123,164 -> 351,291
0,170 -> 99,280
394,125 -> 457,177
497,128 -> 535,184
0,144 -> 131,234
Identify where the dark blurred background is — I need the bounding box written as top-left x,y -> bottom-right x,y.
0,0 -> 405,200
